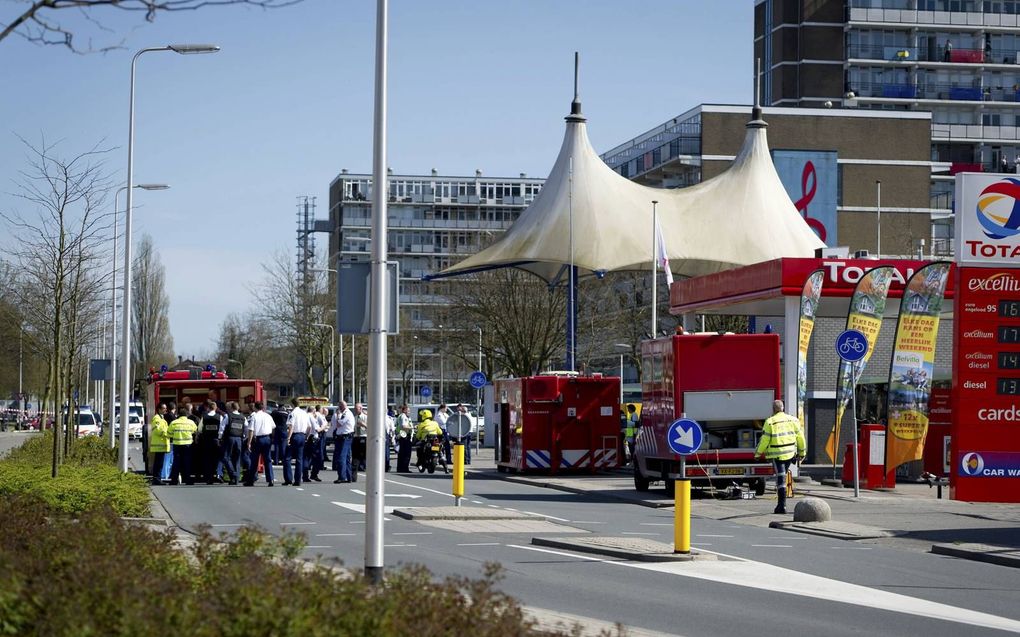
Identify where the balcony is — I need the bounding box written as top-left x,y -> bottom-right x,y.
847,44 -> 918,61
849,7 -> 1020,28
949,161 -> 984,174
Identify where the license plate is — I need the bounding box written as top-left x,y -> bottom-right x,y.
431,445 -> 440,451
716,467 -> 744,476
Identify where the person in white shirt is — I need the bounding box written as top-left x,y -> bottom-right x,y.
395,404 -> 414,472
284,399 -> 312,486
384,407 -> 396,472
353,403 -> 368,471
307,406 -> 329,482
435,404 -> 452,464
243,402 -> 276,487
331,401 -> 356,483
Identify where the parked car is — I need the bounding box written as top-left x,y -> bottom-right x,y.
114,413 -> 144,440
73,408 -> 101,438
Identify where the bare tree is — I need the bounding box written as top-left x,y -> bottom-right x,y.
1,0 -> 303,53
131,233 -> 174,379
1,137 -> 112,475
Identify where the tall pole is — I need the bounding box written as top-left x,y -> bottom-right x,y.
438,324 -> 444,402
351,336 -> 356,403
476,326 -> 482,454
18,326 -> 23,422
339,336 -> 345,402
109,186 -> 125,448
330,328 -> 335,404
876,180 -> 882,257
567,157 -> 575,371
365,0 -> 389,584
412,335 -> 417,401
619,353 -> 624,404
652,200 -> 659,338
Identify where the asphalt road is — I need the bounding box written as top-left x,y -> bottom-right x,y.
151,452 -> 1020,637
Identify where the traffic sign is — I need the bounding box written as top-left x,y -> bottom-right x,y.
420,385 -> 432,398
835,329 -> 869,363
667,418 -> 703,456
447,414 -> 472,439
469,371 -> 487,389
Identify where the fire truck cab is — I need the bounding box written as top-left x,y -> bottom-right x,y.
634,332 -> 782,495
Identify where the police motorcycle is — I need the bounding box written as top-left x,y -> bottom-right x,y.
416,433 -> 448,474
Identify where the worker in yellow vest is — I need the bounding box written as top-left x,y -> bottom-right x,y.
754,399 -> 806,515
168,403 -> 198,486
149,404 -> 170,486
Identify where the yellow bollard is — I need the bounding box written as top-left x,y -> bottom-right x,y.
674,479 -> 691,554
452,443 -> 464,506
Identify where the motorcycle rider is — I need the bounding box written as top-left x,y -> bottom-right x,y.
414,409 -> 443,468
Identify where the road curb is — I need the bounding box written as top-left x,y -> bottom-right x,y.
497,474 -> 673,508
531,536 -> 716,562
768,520 -> 892,540
931,543 -> 1020,568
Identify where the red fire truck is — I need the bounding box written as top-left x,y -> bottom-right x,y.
634,333 -> 782,495
143,366 -> 265,426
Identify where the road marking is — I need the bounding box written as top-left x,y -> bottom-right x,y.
384,544 -> 417,548
640,523 -> 673,526
523,510 -> 570,522
696,534 -> 733,538
211,523 -> 243,527
384,478 -> 455,498
471,500 -> 484,504
315,533 -> 355,537
622,532 -> 659,536
352,488 -> 421,499
830,546 -> 873,550
458,542 -> 500,546
296,487 -> 304,491
751,544 -> 793,548
312,493 -> 321,497
280,521 -> 316,525
305,545 -> 330,549
487,505 -> 501,509
393,532 -> 432,536
331,501 -> 396,515
507,544 -> 610,562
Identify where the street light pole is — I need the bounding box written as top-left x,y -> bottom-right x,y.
119,43 -> 218,472
615,343 -> 629,405
438,323 -> 444,403
412,335 -> 417,401
476,326 -> 482,454
875,180 -> 882,257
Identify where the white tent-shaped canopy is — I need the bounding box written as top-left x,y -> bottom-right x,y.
433,105 -> 825,283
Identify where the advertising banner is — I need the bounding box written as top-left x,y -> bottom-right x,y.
885,262 -> 952,471
797,270 -> 825,432
825,266 -> 896,462
773,150 -> 838,247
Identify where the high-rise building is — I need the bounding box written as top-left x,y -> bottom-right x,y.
754,0 -> 1020,255
327,170 -> 544,404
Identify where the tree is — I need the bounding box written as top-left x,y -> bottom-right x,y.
1,0 -> 303,53
131,233 -> 174,380
1,137 -> 112,475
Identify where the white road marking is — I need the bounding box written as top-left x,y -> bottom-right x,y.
384,478 -> 455,499
351,488 -> 421,499
393,532 -> 432,536
280,521 -> 316,525
305,545 -> 330,549
696,534 -> 733,538
523,510 -> 570,522
471,500 -> 484,504
312,493 -> 321,497
622,532 -> 660,536
488,505 -> 501,509
458,542 -> 500,546
295,487 -> 304,491
315,533 -> 355,537
751,544 -> 793,548
331,501 -> 396,515
384,544 -> 417,548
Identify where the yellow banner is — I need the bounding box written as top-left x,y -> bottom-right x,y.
797,270 -> 824,436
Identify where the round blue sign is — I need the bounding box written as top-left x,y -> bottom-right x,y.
835,329 -> 869,363
667,418 -> 703,456
469,371 -> 487,389
420,385 -> 432,398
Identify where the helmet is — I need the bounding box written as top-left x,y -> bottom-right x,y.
420,409 -> 432,420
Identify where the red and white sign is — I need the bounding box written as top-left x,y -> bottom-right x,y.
955,173 -> 1020,266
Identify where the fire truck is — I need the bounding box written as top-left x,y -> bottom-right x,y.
634,333 -> 782,495
143,366 -> 265,418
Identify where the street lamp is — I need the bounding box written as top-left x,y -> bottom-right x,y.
312,323 -> 335,403
615,343 -> 629,405
476,326 -> 483,453
438,323 -> 444,403
108,183 -> 168,448
120,43 -> 218,472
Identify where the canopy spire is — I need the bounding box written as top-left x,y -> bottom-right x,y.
567,51 -> 587,122
749,57 -> 767,129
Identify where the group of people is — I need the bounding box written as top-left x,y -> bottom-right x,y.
147,398 -> 477,487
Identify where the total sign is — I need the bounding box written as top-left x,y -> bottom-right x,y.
955,173 -> 1020,265
952,172 -> 1020,502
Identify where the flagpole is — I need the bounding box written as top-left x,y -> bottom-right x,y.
652,200 -> 659,337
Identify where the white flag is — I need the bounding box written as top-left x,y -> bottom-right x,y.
655,217 -> 674,286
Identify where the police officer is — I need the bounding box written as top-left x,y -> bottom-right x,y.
220,401 -> 246,485
754,400 -> 806,514
395,404 -> 413,473
270,404 -> 289,466
149,403 -> 170,486
168,404 -> 198,485
199,400 -> 223,484
284,398 -> 311,486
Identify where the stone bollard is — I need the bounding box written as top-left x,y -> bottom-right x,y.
793,497 -> 831,522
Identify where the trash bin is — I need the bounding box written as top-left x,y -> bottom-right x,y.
841,424 -> 896,489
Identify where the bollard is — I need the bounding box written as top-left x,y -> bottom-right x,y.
453,443 -> 464,506
674,479 -> 691,554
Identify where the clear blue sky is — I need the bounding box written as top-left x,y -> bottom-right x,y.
1,0 -> 754,356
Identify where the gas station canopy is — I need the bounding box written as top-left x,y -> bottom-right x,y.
435,106 -> 825,283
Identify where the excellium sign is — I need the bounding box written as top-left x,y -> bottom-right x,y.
955,174 -> 1020,266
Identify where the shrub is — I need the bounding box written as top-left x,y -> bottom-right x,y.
0,432 -> 149,516
0,497 -> 573,637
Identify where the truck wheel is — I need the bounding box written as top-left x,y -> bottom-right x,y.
753,479 -> 766,496
633,465 -> 650,492
663,477 -> 675,497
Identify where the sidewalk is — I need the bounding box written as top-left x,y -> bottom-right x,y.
467,447 -> 1020,567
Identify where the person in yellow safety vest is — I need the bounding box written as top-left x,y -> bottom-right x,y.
168,403 -> 198,486
754,399 -> 806,515
414,410 -> 443,468
624,404 -> 639,465
149,404 -> 171,486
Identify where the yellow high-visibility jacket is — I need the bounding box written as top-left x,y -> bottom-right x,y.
149,415 -> 171,453
755,412 -> 805,461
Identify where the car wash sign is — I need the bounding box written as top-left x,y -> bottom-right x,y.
952,173 -> 1020,502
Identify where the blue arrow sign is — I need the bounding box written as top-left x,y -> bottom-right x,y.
667,418 -> 703,456
469,371 -> 487,389
420,385 -> 432,398
835,328 -> 869,363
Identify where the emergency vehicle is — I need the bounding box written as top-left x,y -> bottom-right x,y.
634,332 -> 782,495
143,365 -> 265,418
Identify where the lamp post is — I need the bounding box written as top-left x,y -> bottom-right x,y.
350,335 -> 356,404
615,343 -> 629,405
119,43 -> 218,472
476,326 -> 482,454
411,334 -> 417,402
438,323 -> 444,403
109,183 -> 168,447
875,180 -> 882,257
313,323 -> 335,403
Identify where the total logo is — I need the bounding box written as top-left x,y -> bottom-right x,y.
976,178 -> 1020,240
822,261 -> 913,287
967,272 -> 1020,293
961,452 -> 985,476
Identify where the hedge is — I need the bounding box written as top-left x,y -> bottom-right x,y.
0,432 -> 150,517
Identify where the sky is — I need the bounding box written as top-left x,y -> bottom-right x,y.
1,0 -> 754,357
